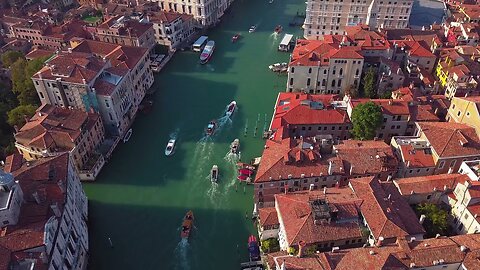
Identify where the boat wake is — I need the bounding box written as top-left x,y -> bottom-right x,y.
223,152 -> 240,191
173,239 -> 190,270
206,181 -> 220,203
170,128 -> 180,140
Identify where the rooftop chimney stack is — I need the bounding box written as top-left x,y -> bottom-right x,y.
309,184 -> 314,191
419,214 -> 426,224
377,236 -> 384,247
298,241 -> 306,258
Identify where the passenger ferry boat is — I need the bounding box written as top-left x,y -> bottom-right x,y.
181,210 -> 194,239
200,40 -> 215,64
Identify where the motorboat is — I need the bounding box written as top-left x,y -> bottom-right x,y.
211,165 -> 219,183
232,33 -> 241,43
269,62 -> 288,72
248,235 -> 260,261
249,25 -> 256,33
200,40 -> 215,64
205,120 -> 217,136
274,25 -> 283,33
225,101 -> 237,118
123,128 -> 132,143
239,168 -> 254,176
165,139 -> 176,156
230,139 -> 240,154
181,210 -> 194,239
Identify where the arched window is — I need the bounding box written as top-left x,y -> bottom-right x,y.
308,68 -> 312,73
332,67 -> 336,75
322,79 -> 326,86
291,67 -> 295,73
339,68 -> 343,75
355,69 -> 359,76
331,79 -> 336,87
338,79 -> 342,87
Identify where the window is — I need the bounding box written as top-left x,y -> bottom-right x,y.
339,68 -> 343,75
457,111 -> 461,117
439,161 -> 445,169
290,78 -> 293,85
308,68 -> 312,73
338,79 -> 342,87
331,80 -> 336,87
322,79 -> 326,86
307,78 -> 311,86
39,92 -> 44,99
355,69 -> 359,76
427,195 -> 432,200
291,67 -> 295,73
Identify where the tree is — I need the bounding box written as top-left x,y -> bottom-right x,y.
7,104 -> 36,127
380,91 -> 393,99
416,203 -> 449,238
344,84 -> 359,98
351,101 -> 383,140
10,56 -> 47,106
362,67 -> 377,98
1,51 -> 23,68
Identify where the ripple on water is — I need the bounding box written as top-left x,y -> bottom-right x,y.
174,238 -> 190,270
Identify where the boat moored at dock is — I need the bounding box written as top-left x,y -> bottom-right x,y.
248,235 -> 260,261
123,129 -> 132,143
181,210 -> 194,239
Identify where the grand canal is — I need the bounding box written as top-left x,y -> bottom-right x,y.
83,0 -> 304,269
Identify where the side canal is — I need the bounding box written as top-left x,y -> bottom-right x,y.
83,0 -> 304,269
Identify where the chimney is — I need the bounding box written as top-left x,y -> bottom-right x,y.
377,236 -> 384,247
331,246 -> 340,253
284,184 -> 288,194
298,241 -> 306,257
369,250 -> 376,255
67,47 -> 72,53
419,214 -> 426,224
323,186 -> 327,195
448,167 -> 454,174
350,165 -> 354,175
409,263 -> 416,268
406,160 -> 410,167
387,194 -> 391,201
328,160 -> 334,175
309,184 -> 315,191
387,175 -> 392,181
51,203 -> 61,217
409,237 -> 416,243
388,99 -> 393,105
460,245 -> 468,252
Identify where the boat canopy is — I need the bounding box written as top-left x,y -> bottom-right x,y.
280,34 -> 294,46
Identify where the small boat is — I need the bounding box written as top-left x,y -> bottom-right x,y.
230,139 -> 240,154
123,128 -> 132,143
239,168 -> 254,176
200,40 -> 215,64
274,25 -> 282,34
165,139 -> 176,156
206,120 -> 217,136
181,210 -> 194,239
248,235 -> 260,261
232,33 -> 241,42
226,101 -> 237,117
211,165 -> 219,182
249,25 -> 256,33
269,0 -> 274,3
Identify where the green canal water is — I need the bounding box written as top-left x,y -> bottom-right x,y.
83,0 -> 304,269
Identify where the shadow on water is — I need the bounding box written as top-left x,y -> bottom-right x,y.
87,202 -> 253,270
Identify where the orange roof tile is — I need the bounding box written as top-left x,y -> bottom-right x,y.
394,173 -> 466,195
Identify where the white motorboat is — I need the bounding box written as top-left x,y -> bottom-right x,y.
249,25 -> 256,33
165,139 -> 176,156
230,139 -> 240,154
211,165 -> 219,182
200,40 -> 215,64
225,101 -> 237,118
123,128 -> 132,143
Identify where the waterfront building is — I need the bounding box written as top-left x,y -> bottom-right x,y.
94,15 -> 156,51
13,104 -> 106,181
275,189 -> 366,252
393,173 -> 464,204
270,92 -> 351,141
1,153 -> 88,270
267,234 -> 480,270
303,0 -> 413,40
146,11 -> 195,50
349,176 -> 425,245
257,207 -> 280,241
287,39 -> 364,94
154,0 -> 233,27
31,39 -> 153,136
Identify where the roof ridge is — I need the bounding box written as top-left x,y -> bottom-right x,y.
290,212 -> 313,245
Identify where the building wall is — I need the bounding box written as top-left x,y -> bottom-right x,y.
376,113 -> 409,142
0,181 -> 23,226
152,17 -> 195,49
255,176 -> 341,204
288,123 -> 352,140
287,58 -> 363,94
402,191 -> 445,205
367,0 -> 413,29
258,224 -> 280,241
451,182 -> 480,234
408,55 -> 436,72
446,98 -> 480,136
95,25 -> 156,50
157,0 -> 233,27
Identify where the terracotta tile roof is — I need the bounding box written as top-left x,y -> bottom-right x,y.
290,39 -> 363,66
147,11 -> 193,24
33,51 -> 106,84
25,48 -> 54,60
14,104 -> 98,151
97,16 -> 153,38
255,137 -> 344,183
72,39 -> 148,70
334,140 -> 398,176
351,98 -> 411,115
350,177 -> 425,240
417,122 -> 480,158
4,154 -> 23,173
258,207 -> 279,227
409,104 -> 440,122
393,173 -> 466,195
275,189 -> 363,247
280,101 -> 349,127
398,144 -> 435,168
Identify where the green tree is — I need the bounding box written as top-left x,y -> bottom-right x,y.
362,67 -> 377,98
7,104 -> 36,127
351,101 -> 383,140
416,203 -> 449,238
344,84 -> 359,98
10,56 -> 47,106
380,91 -> 393,99
261,238 -> 280,253
1,50 -> 24,68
